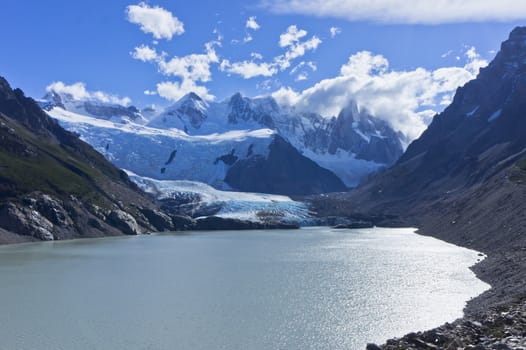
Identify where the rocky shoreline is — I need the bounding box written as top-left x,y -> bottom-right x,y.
363,221 -> 526,349
367,296 -> 526,350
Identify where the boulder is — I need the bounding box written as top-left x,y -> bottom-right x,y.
0,203 -> 54,240
139,208 -> 174,231
171,215 -> 196,230
106,210 -> 140,235
34,194 -> 73,227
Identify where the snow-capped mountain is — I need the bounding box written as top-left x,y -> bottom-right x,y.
40,90 -> 147,124
42,86 -> 404,194
46,104 -> 346,195
148,92 -> 209,130
146,92 -> 404,186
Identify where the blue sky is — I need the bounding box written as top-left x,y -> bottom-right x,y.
1,0 -> 525,138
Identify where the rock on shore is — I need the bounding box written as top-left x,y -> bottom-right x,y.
367,298 -> 526,349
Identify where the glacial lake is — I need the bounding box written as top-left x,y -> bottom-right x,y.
0,227 -> 489,350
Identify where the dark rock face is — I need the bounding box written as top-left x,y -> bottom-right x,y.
392,26 -> 526,197
173,92 -> 207,129
171,215 -> 196,230
40,91 -> 144,121
327,103 -> 403,165
193,216 -> 299,230
32,194 -> 74,227
227,93 -> 276,128
214,149 -> 238,166
83,103 -> 142,121
333,26 -> 526,212
39,91 -> 65,110
139,208 -> 174,231
178,101 -> 207,129
332,221 -> 373,229
0,202 -> 55,240
225,135 -> 348,195
106,210 -> 140,235
0,76 -> 164,242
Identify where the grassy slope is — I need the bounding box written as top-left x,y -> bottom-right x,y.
0,115 -> 112,208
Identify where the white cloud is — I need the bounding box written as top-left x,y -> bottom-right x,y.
251,52 -> 263,60
158,43 -> 218,83
295,72 -> 308,81
220,59 -> 278,79
441,49 -> 453,58
243,33 -> 253,43
46,81 -> 131,106
126,2 -> 184,40
47,82 -> 89,100
307,61 -> 317,71
262,0 -> 526,24
144,89 -> 157,96
221,25 -> 322,79
329,26 -> 341,38
156,80 -> 214,101
272,47 -> 488,142
276,26 -> 322,70
290,61 -> 317,80
133,41 -> 220,102
290,62 -> 305,74
246,16 -> 261,30
279,25 -> 307,47
131,45 -> 159,62
465,46 -> 489,73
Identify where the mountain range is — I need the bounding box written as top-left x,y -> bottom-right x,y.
40,87 -> 404,195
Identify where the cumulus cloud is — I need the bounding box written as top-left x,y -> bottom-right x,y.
261,0 -> 526,24
223,25 -> 321,79
46,81 -> 132,106
246,16 -> 261,30
126,2 -> 184,40
134,41 -> 220,101
131,45 -> 159,62
156,80 -> 214,101
220,60 -> 278,79
272,47 -> 488,142
276,27 -> 322,70
158,42 -> 219,83
279,25 -> 307,47
329,26 -> 341,38
465,46 -> 489,73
